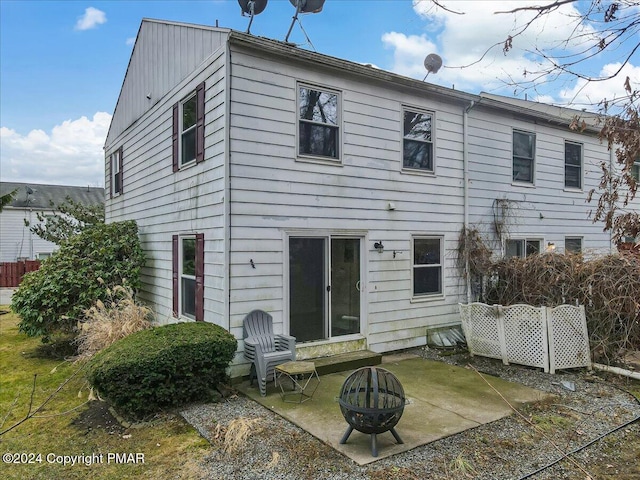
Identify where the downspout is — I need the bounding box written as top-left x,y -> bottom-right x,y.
463,100 -> 477,303
609,147 -> 614,254
224,41 -> 232,331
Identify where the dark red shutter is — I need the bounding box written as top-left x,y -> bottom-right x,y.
108,154 -> 113,199
195,233 -> 205,321
172,235 -> 179,318
172,102 -> 179,172
118,146 -> 124,194
196,81 -> 205,164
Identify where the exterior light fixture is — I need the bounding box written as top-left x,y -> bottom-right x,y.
374,241 -> 384,253
546,242 -> 556,252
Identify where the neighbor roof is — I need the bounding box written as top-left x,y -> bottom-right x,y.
0,182 -> 105,210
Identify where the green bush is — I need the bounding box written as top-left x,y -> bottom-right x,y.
86,322 -> 237,419
11,220 -> 145,341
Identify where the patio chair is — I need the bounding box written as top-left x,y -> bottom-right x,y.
243,309 -> 296,396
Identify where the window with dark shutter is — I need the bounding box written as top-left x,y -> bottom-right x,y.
172,82 -> 206,171
172,235 -> 179,317
195,233 -> 204,321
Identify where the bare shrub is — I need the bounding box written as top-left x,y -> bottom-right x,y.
75,285 -> 154,360
482,252 -> 640,364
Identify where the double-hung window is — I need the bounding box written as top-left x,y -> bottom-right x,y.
632,159 -> 640,182
110,147 -> 123,197
298,84 -> 340,160
564,141 -> 583,189
565,237 -> 582,254
506,238 -> 541,258
172,234 -> 204,321
412,236 -> 443,297
172,82 -> 205,171
513,130 -> 536,184
403,108 -> 434,172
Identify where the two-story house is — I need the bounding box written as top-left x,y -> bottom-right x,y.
104,19 -> 636,376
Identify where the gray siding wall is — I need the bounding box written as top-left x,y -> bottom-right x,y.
105,46 -> 228,327
0,209 -> 58,261
227,45 -> 467,354
106,20 -> 229,146
466,106 -> 615,255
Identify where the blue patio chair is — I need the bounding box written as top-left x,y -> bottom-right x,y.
243,309 -> 296,396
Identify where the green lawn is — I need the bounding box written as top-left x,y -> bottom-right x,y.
0,307 -> 211,480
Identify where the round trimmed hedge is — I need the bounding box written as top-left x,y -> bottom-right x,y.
87,321 -> 237,419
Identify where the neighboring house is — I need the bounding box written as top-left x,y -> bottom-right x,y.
104,19 -> 639,375
0,182 -> 105,262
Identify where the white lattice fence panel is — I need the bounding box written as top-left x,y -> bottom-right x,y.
501,304 -> 549,372
547,305 -> 591,374
459,303 -> 506,362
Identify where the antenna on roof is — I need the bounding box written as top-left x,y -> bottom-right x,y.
238,0 -> 268,34
422,53 -> 443,81
284,0 -> 325,43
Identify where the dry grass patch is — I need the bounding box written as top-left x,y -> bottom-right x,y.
75,285 -> 153,360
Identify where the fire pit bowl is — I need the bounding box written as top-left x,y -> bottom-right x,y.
338,366 -> 405,457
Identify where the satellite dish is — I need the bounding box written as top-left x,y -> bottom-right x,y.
238,0 -> 268,34
284,0 -> 326,43
25,186 -> 34,195
288,0 -> 325,13
423,53 -> 443,79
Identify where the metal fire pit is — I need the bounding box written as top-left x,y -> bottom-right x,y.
338,366 -> 405,457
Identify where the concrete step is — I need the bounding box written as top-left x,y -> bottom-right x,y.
311,350 -> 382,376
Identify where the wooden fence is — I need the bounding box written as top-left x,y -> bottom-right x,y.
0,260 -> 41,287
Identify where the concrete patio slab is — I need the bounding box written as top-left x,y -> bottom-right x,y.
237,353 -> 551,465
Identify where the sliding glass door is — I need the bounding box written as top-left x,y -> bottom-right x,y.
289,236 -> 361,343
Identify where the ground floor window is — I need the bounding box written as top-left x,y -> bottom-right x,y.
565,237 -> 582,254
506,238 -> 541,258
412,236 -> 443,297
172,233 -> 204,320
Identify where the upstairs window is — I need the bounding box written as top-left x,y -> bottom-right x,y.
110,146 -> 123,198
412,236 -> 443,297
403,109 -> 434,172
298,85 -> 339,160
565,141 -> 583,189
506,238 -> 541,258
173,82 -> 205,171
513,130 -> 536,184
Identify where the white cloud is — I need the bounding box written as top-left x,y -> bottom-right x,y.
0,112 -> 110,187
75,7 -> 107,31
382,1 -> 623,102
381,32 -> 438,78
558,62 -> 640,111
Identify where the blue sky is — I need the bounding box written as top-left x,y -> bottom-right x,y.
1,0 -> 637,187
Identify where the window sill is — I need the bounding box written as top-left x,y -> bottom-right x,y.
401,168 -> 436,177
563,187 -> 583,194
410,293 -> 445,304
178,159 -> 197,171
511,182 -> 536,188
296,155 -> 342,167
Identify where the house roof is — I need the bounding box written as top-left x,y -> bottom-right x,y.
0,182 -> 105,210
106,18 -> 603,146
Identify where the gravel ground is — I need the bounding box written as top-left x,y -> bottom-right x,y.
181,348 -> 640,480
